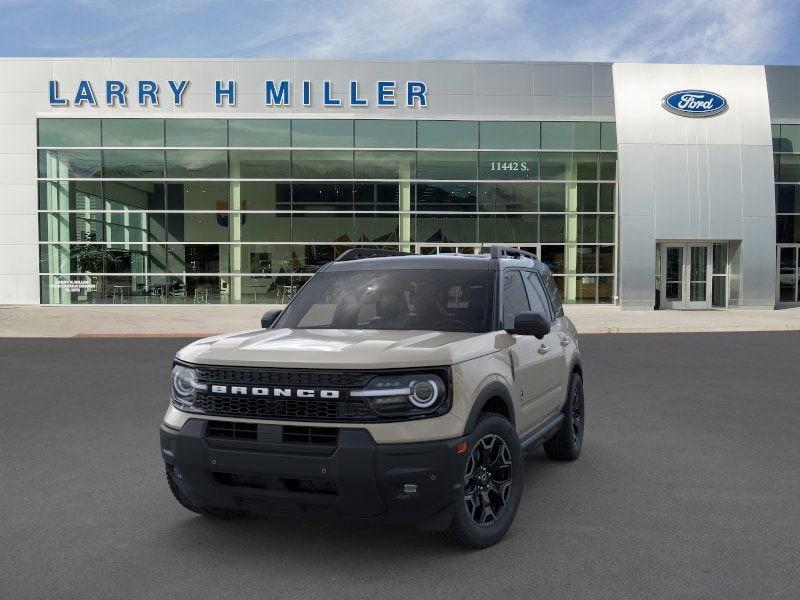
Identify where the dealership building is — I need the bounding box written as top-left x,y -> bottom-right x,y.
1,58 -> 799,310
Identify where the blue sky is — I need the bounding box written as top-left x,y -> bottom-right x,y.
1,0 -> 798,65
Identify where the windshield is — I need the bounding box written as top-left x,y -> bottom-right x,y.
275,269 -> 496,333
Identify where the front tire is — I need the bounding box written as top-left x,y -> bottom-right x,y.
543,372 -> 584,461
442,413 -> 523,548
165,465 -> 248,519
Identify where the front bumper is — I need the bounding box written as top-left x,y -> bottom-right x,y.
160,419 -> 469,530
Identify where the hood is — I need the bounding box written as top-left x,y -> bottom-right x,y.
176,328 -> 499,369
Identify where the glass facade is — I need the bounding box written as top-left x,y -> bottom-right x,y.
774,124 -> 800,303
37,118 -> 617,304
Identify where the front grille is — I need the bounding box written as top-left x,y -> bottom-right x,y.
192,366 -> 376,421
205,421 -> 340,446
187,365 -> 450,422
282,426 -> 338,445
194,394 -> 371,421
206,420 -> 258,440
213,472 -> 339,495
196,366 -> 372,389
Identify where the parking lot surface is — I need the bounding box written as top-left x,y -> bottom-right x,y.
1,332 -> 798,599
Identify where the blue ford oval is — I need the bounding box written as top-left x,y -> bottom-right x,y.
662,90 -> 728,117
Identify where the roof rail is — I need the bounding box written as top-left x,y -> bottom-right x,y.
335,247 -> 411,262
489,245 -> 538,261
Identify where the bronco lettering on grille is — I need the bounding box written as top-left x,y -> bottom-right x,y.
208,385 -> 341,399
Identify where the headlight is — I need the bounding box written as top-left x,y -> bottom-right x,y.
170,364 -> 207,412
351,373 -> 448,417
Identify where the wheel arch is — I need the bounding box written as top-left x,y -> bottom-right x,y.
464,382 -> 515,433
570,358 -> 583,378
562,356 -> 584,411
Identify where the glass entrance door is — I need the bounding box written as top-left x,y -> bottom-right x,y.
662,245 -> 685,309
659,243 -> 712,309
777,245 -> 799,304
687,245 -> 710,309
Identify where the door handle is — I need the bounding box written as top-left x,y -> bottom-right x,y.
559,335 -> 570,347
537,344 -> 550,355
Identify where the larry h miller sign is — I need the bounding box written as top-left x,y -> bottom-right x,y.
47,79 -> 429,108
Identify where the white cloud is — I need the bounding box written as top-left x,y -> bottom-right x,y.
569,0 -> 786,64
229,0 -> 524,59
0,0 -> 795,64
226,0 -> 793,65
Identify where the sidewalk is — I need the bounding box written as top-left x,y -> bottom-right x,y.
3,304 -> 800,337
565,305 -> 800,333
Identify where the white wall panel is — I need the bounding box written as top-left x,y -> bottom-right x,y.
0,59 -> 51,93
413,62 -> 475,95
614,62 -> 775,309
0,93 -> 52,123
0,154 -> 36,185
0,123 -> 36,153
0,184 -> 38,214
0,214 -> 36,245
473,95 -> 533,116
531,96 -> 593,117
475,63 -> 534,96
0,244 -> 38,274
350,61 -> 416,88
652,144 -> 690,238
0,274 -> 39,304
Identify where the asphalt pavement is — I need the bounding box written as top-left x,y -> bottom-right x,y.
1,333 -> 799,599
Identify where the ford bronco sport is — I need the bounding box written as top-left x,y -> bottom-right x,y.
160,245 -> 584,548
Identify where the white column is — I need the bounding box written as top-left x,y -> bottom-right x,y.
229,158 -> 242,303
399,161 -> 412,252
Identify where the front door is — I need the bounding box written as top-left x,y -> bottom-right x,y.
500,270 -> 563,433
660,243 -> 712,309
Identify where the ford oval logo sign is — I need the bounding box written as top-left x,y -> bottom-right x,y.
662,90 -> 728,117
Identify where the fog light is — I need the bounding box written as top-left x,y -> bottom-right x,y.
403,484 -> 418,494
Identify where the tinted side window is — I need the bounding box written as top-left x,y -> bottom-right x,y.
502,271 -> 531,330
523,271 -> 552,321
541,270 -> 564,317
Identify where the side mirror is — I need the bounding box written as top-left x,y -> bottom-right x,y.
510,311 -> 551,339
260,308 -> 283,329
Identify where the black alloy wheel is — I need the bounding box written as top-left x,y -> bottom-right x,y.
442,413 -> 523,548
543,372 -> 584,461
463,434 -> 513,527
569,379 -> 584,448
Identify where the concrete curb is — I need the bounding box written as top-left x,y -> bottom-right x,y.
74,333 -> 218,338
4,305 -> 800,338
577,325 -> 800,334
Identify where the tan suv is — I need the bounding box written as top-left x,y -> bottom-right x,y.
160,245 -> 584,548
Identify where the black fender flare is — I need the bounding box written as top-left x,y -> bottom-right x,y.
561,355 -> 583,411
464,381 -> 515,433
568,355 -> 583,380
